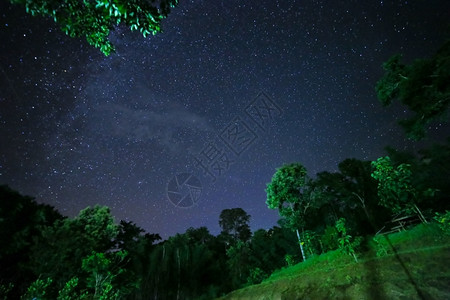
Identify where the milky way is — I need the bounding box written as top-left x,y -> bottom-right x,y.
1,0 -> 449,238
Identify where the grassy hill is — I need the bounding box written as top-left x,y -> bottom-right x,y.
218,223 -> 450,300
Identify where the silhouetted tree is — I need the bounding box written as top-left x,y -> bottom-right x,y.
376,40 -> 450,139
386,141 -> 450,213
219,208 -> 252,244
116,220 -> 161,299
315,159 -> 388,234
0,185 -> 62,298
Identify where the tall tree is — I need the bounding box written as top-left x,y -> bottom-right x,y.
375,40 -> 450,139
336,158 -> 386,231
9,0 -> 179,55
219,208 -> 252,243
266,163 -> 319,261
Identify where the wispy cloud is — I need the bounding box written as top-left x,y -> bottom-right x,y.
92,103 -> 213,153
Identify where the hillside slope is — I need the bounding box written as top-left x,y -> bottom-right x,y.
218,224 -> 450,300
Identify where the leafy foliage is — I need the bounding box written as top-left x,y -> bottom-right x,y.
372,235 -> 389,257
371,156 -> 435,219
21,278 -> 52,300
335,218 -> 361,262
266,163 -> 309,228
2,139 -> 450,299
226,240 -> 252,289
385,142 -> 450,213
219,208 -> 252,243
314,158 -> 387,236
2,38 -> 450,299
320,225 -> 339,252
81,251 -> 129,299
301,230 -> 321,257
9,0 -> 179,55
375,40 -> 450,139
248,227 -> 298,280
266,163 -> 320,261
26,205 -> 123,297
371,156 -> 415,214
434,210 -> 450,235
246,267 -> 267,285
56,277 -> 88,300
284,254 -> 296,267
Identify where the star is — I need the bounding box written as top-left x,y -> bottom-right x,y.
0,0 -> 449,238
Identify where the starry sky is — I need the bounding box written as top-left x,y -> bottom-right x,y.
1,0 -> 449,238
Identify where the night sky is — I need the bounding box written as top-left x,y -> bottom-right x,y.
1,0 -> 449,238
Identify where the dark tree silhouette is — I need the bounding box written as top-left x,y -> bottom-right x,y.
219,208 -> 252,243
375,40 -> 450,139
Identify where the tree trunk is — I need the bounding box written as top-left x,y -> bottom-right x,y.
353,192 -> 371,222
289,202 -> 307,262
414,204 -> 428,224
296,229 -> 306,261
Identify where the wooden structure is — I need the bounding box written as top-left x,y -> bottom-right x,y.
376,214 -> 422,235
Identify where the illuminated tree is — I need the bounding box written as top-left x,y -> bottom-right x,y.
371,156 -> 433,222
266,163 -> 319,261
81,250 -> 131,299
9,0 -> 179,55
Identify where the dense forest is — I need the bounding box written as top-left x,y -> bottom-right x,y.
1,136 -> 450,299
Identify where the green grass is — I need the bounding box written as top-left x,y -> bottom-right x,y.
217,223 -> 450,300
265,249 -> 352,282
